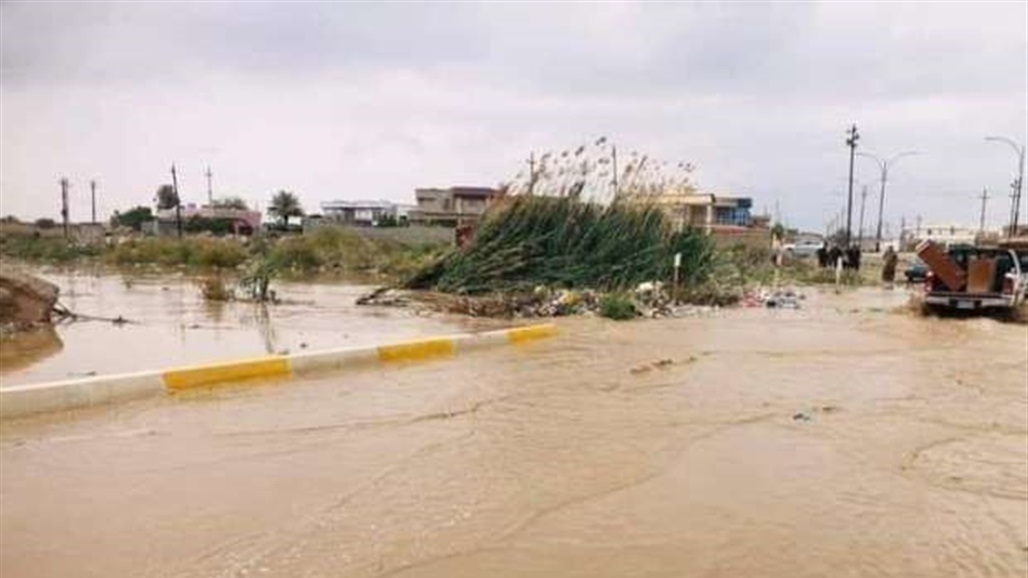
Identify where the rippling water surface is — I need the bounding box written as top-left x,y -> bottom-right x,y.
2,287 -> 1026,578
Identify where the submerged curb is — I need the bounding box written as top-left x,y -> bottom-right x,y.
0,323 -> 558,419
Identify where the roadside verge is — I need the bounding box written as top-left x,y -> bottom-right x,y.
0,323 -> 558,419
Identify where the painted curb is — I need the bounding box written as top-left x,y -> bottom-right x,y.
0,323 -> 557,420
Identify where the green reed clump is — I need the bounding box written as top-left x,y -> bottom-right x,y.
407,196 -> 713,294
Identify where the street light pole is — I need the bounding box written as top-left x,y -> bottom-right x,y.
985,136 -> 1026,237
857,150 -> 919,252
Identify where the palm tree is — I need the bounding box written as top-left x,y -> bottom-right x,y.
268,190 -> 304,226
155,184 -> 179,210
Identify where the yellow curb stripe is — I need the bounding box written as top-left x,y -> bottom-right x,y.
162,356 -> 291,391
506,323 -> 558,344
377,337 -> 455,362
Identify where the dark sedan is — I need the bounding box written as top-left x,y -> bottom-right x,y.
905,258 -> 928,282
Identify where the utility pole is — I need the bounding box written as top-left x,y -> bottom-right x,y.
611,145 -> 619,198
205,166 -> 213,206
978,187 -> 989,235
845,124 -> 859,248
900,216 -> 906,247
171,164 -> 183,238
857,185 -> 868,248
59,177 -> 70,240
90,180 -> 97,224
1010,181 -> 1019,237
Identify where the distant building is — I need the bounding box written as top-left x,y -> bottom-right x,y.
150,204 -> 261,236
645,191 -> 755,231
409,186 -> 505,226
320,200 -> 406,226
914,223 -> 977,247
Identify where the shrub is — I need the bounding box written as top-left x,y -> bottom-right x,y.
599,293 -> 637,320
189,238 -> 247,268
268,236 -> 322,271
105,238 -> 246,268
199,276 -> 234,301
0,236 -> 100,262
240,257 -> 278,302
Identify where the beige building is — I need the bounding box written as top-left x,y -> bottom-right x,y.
410,186 -> 504,226
644,191 -> 756,232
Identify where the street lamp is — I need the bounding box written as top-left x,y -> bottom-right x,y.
857,150 -> 919,252
985,136 -> 1026,237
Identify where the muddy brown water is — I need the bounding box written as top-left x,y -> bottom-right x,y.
0,270 -> 504,387
1,286 -> 1027,578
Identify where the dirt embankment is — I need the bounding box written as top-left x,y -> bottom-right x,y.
0,271 -> 59,333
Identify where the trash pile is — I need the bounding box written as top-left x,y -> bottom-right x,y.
357,282 -> 719,320
741,287 -> 805,309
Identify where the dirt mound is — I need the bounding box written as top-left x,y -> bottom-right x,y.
0,270 -> 59,331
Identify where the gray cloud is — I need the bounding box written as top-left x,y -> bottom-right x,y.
1,1 -> 1025,231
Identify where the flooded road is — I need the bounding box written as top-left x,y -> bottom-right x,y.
2,287 -> 1027,578
0,270 -> 501,387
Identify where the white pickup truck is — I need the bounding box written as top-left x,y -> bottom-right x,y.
921,245 -> 1027,313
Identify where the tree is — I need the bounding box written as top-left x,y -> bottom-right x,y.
155,184 -> 179,210
267,190 -> 304,226
211,196 -> 249,210
112,206 -> 154,231
34,218 -> 56,229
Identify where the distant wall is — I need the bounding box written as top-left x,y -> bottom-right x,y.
710,228 -> 771,250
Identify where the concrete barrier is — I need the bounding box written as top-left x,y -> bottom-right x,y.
0,323 -> 558,420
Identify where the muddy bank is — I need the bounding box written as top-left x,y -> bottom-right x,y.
0,270 -> 59,334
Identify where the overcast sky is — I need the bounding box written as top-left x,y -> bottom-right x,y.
2,1 -> 1025,232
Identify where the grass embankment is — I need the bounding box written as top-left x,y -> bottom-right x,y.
407,196 -> 714,294
0,226 -> 445,282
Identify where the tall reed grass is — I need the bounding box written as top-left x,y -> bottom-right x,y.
407,196 -> 713,294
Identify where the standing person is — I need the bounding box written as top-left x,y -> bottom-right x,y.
881,246 -> 898,286
816,243 -> 828,269
828,245 -> 843,270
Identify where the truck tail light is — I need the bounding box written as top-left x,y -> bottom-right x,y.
924,271 -> 935,293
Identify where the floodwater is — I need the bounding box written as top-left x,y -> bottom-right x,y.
0,269 -> 502,387
1,287 -> 1027,578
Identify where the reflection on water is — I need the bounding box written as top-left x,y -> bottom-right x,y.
0,270 -> 506,387
0,326 -> 63,373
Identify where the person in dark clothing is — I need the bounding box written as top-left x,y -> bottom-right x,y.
881,246 -> 899,284
828,245 -> 843,269
846,246 -> 862,271
816,244 -> 828,268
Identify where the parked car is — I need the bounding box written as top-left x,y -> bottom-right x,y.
783,239 -> 823,258
920,244 -> 1026,313
904,258 -> 928,282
